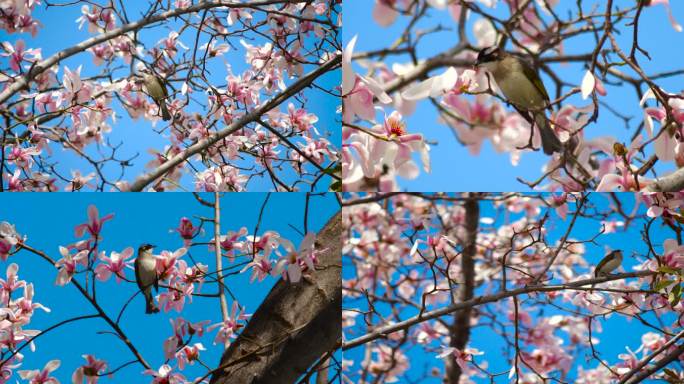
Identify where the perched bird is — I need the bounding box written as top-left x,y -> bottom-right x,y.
141,68 -> 171,121
135,244 -> 159,314
475,46 -> 562,155
594,249 -> 624,277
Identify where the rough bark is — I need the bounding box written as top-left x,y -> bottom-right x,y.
210,211 -> 341,384
444,196 -> 479,384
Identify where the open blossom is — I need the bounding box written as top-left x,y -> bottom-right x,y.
173,217 -> 201,245
207,301 -> 250,345
240,252 -> 274,282
55,246 -> 88,286
1,39 -> 41,72
437,347 -> 484,371
0,222 -> 22,261
17,360 -> 60,384
1,263 -> 26,303
94,247 -> 134,282
273,232 -> 317,283
155,247 -> 187,281
175,343 -> 206,370
74,205 -> 114,239
143,364 -> 185,384
71,355 -> 107,384
210,227 -> 248,261
157,281 -> 193,313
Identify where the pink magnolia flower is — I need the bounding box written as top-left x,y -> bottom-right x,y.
207,301 -> 250,345
55,246 -> 88,286
175,343 -> 206,370
174,217 -> 200,245
5,145 -> 41,168
15,283 -> 50,319
240,252 -> 274,282
143,364 -> 185,384
0,222 -> 21,261
341,36 -> 392,126
1,39 -> 41,72
156,247 -> 187,281
17,360 -> 60,384
71,355 -> 107,384
74,205 -> 114,239
437,346 -> 484,371
662,238 -> 684,269
273,232 -> 317,283
64,170 -> 95,192
1,263 -> 26,303
211,227 -> 247,261
157,281 -> 193,313
95,247 -> 134,282
244,231 -> 280,258
62,65 -> 92,104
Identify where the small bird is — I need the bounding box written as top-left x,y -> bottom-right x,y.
135,244 -> 160,314
594,249 -> 624,277
141,69 -> 171,121
475,46 -> 562,155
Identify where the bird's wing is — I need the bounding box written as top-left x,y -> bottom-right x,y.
134,258 -> 142,288
594,256 -> 610,276
156,75 -> 169,98
520,59 -> 550,103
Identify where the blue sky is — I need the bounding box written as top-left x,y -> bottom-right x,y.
342,193 -> 674,382
343,1 -> 684,191
1,192 -> 338,382
2,1 -> 340,191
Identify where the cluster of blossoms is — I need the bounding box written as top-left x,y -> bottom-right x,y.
343,192 -> 684,383
0,263 -> 51,383
2,0 -> 338,191
343,0 -> 684,192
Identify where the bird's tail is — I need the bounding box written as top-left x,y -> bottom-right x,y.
143,288 -> 160,314
535,112 -> 562,155
160,102 -> 171,121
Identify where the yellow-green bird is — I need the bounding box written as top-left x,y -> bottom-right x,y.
135,244 -> 160,314
594,249 -> 623,277
141,69 -> 171,121
476,47 -> 562,155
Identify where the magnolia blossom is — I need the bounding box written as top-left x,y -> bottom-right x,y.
437,347 -> 484,371
207,301 -> 251,345
94,247 -> 134,282
143,364 -> 185,384
55,246 -> 88,286
74,205 -> 114,239
18,360 -> 60,384
71,355 -> 107,384
273,232 -> 317,283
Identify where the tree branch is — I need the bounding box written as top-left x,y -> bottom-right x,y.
209,211 -> 342,384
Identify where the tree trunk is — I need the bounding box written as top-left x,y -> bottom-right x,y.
444,196 -> 479,383
210,211 -> 342,384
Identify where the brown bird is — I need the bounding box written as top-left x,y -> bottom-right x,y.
141,68 -> 171,121
134,244 -> 160,314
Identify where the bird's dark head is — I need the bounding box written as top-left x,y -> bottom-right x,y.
476,46 -> 503,65
139,244 -> 156,252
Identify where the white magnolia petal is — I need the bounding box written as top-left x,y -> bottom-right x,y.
342,35 -> 358,95
401,77 -> 435,101
581,70 -> 595,100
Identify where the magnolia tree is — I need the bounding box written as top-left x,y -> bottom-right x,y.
0,195 -> 341,383
342,0 -> 684,192
0,0 -> 341,192
342,192 -> 684,383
